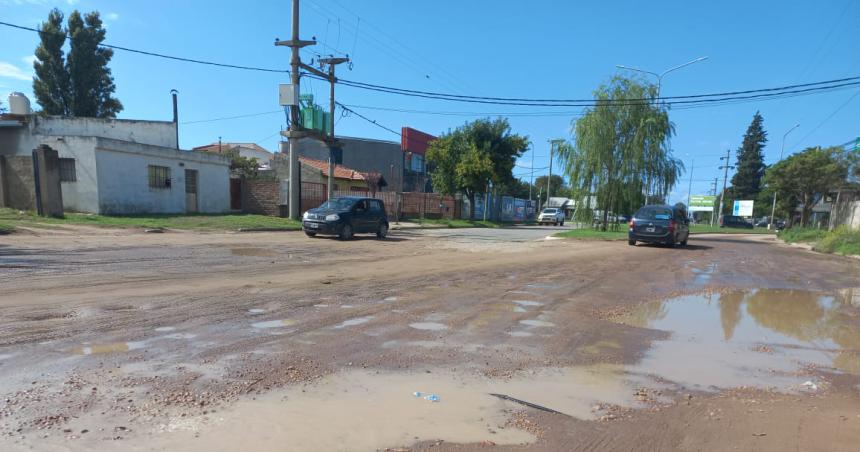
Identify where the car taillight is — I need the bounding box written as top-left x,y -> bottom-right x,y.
668,220 -> 676,232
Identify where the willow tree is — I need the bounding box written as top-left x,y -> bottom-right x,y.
559,76 -> 683,230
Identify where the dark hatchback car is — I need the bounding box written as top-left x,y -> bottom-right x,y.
628,205 -> 690,247
302,197 -> 389,240
720,215 -> 754,229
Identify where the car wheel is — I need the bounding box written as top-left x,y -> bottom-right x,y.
305,231 -> 317,237
560,220 -> 565,226
628,239 -> 636,246
376,222 -> 388,239
339,223 -> 354,240
680,236 -> 688,246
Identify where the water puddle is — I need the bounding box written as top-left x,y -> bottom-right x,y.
507,331 -> 533,337
252,319 -> 297,329
247,309 -> 265,315
230,248 -> 279,258
690,262 -> 718,285
384,296 -> 398,302
333,316 -> 374,329
154,326 -> 176,332
512,300 -> 543,307
73,341 -> 146,355
519,319 -> 555,328
170,365 -> 648,451
162,333 -> 196,340
618,289 -> 860,390
513,306 -> 527,313
313,304 -> 329,308
382,340 -> 445,349
409,322 -> 448,331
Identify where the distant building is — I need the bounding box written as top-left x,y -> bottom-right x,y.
0,95 -> 230,214
401,127 -> 436,192
298,156 -> 386,193
293,136 -> 403,192
193,142 -> 274,169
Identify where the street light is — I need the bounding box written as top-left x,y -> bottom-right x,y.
769,123 -> 800,229
616,56 -> 709,103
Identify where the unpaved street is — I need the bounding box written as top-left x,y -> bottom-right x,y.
1,226 -> 859,451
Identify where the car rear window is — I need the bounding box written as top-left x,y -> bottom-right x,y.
636,207 -> 673,220
542,208 -> 557,213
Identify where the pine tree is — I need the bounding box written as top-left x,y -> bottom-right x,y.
33,8 -> 70,116
32,9 -> 122,118
730,111 -> 768,200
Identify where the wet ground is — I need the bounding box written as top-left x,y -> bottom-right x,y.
1,226 -> 859,451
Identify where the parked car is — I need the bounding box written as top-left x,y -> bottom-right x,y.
538,208 -> 565,226
302,197 -> 389,240
628,204 -> 690,247
719,215 -> 753,229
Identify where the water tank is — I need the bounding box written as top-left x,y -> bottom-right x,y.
8,92 -> 31,115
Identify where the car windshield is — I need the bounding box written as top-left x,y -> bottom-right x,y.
319,198 -> 357,210
636,207 -> 673,220
542,208 -> 557,213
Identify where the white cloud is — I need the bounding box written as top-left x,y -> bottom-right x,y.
66,0 -> 79,5
106,12 -> 119,21
0,61 -> 31,81
21,55 -> 37,67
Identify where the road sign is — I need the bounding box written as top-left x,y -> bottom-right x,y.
733,200 -> 754,217
689,195 -> 715,212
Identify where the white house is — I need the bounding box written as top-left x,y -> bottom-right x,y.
0,99 -> 231,215
193,142 -> 274,169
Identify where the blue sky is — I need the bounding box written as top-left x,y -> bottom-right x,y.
1,0 -> 858,204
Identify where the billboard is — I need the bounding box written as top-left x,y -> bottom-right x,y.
689,195 -> 716,212
733,200 -> 754,217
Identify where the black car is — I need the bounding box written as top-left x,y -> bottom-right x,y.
628,204 -> 690,247
719,215 -> 753,229
302,197 -> 389,240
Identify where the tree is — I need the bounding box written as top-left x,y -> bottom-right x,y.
426,118 -> 529,219
33,8 -> 70,116
32,8 -> 122,118
534,174 -> 566,200
730,112 -> 768,202
559,76 -> 683,230
764,146 -> 849,226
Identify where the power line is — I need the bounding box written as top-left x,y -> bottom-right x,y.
341,103 -> 585,117
336,102 -> 402,137
181,109 -> 283,125
0,21 -> 290,74
789,89 -> 860,151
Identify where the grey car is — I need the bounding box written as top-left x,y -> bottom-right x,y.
628,204 -> 690,247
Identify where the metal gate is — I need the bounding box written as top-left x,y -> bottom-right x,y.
300,182 -> 327,213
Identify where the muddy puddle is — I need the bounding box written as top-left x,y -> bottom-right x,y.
143,365 -> 652,451
618,288 -> 860,389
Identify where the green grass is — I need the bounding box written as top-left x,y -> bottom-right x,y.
0,221 -> 14,234
409,218 -> 502,228
689,224 -> 774,234
0,208 -> 301,232
778,227 -> 828,244
813,227 -> 860,256
554,228 -> 627,240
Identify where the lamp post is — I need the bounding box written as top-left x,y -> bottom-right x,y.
616,56 -> 709,104
769,123 -> 800,229
616,57 -> 708,203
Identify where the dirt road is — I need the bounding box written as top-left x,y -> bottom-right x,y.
1,226 -> 859,451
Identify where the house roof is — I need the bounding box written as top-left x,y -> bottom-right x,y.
192,142 -> 273,155
299,157 -> 367,181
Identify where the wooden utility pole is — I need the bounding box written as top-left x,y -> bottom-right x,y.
319,57 -> 350,201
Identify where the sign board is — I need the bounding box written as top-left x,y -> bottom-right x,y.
279,84 -> 299,106
689,195 -> 715,212
733,200 -> 754,217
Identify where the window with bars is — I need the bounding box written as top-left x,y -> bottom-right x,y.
148,165 -> 171,189
59,158 -> 76,182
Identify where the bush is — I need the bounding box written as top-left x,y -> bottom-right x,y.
779,227 -> 827,243
814,226 -> 860,256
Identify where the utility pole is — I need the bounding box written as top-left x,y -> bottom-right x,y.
529,148 -> 534,202
709,177 -> 718,226
275,0 -> 316,220
686,157 -> 694,208
547,139 -> 563,208
171,90 -> 179,149
319,56 -> 350,201
717,149 -> 734,225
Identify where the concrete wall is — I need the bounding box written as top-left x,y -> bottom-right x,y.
32,116 -> 177,148
0,156 -> 6,207
95,138 -> 229,214
296,136 -> 403,192
40,136 -> 101,213
33,145 -> 63,217
2,155 -> 36,210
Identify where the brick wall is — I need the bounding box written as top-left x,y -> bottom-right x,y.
242,179 -> 281,216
